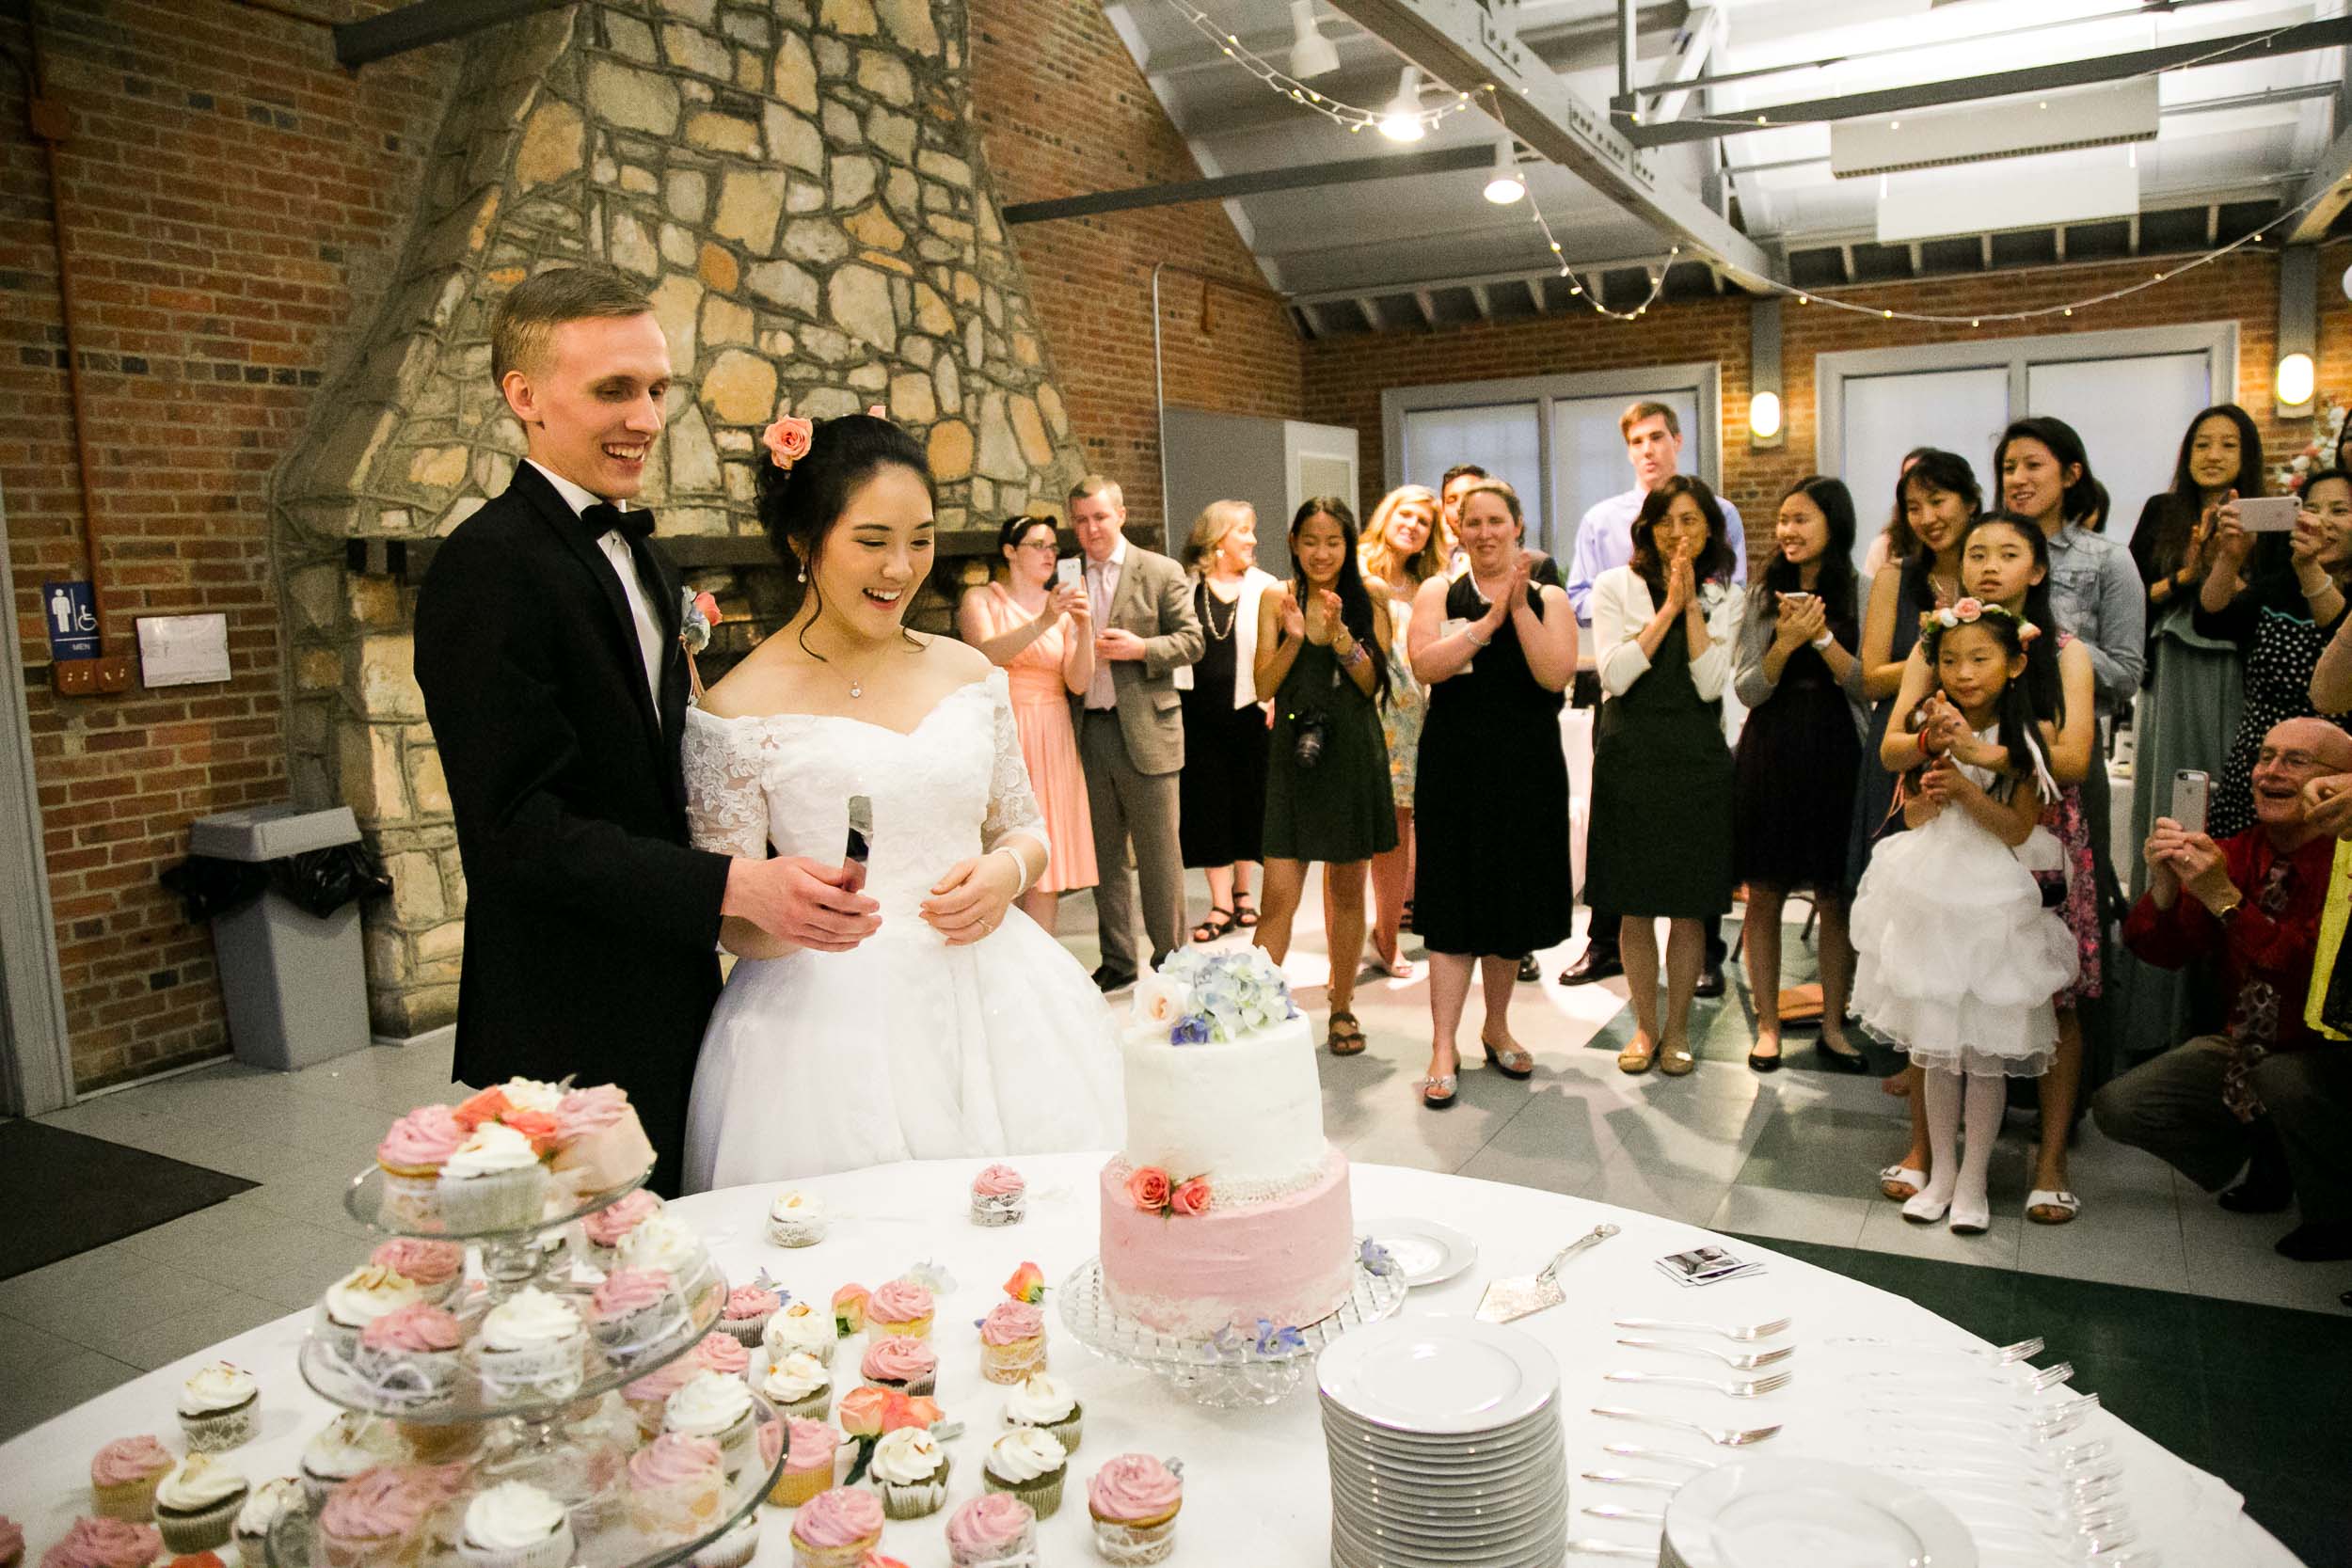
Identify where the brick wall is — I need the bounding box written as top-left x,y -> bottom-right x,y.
967,0 -> 1306,540
1301,247 -> 2352,567
2,2 -> 453,1089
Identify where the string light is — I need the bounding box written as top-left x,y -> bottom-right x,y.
1157,0 -> 1475,136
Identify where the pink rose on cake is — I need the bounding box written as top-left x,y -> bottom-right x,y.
1124,971 -> 1192,1045
1123,1167 -> 1170,1212
1168,1178 -> 1212,1217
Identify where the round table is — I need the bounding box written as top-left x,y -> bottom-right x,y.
0,1153 -> 2299,1566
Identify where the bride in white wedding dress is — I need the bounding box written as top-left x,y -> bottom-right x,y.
679,411 -> 1123,1191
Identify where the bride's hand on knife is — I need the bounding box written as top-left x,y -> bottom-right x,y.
723,855 -> 880,953
920,850 -> 1023,945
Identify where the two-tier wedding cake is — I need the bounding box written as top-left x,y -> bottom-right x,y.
1098,949 -> 1357,1338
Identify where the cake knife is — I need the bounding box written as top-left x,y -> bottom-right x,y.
1474,1223 -> 1619,1323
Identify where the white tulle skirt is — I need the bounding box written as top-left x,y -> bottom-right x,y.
1849,812 -> 2078,1078
681,909 -> 1126,1191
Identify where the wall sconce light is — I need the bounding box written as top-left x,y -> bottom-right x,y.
1750,298 -> 1785,450
2278,245 -> 2317,417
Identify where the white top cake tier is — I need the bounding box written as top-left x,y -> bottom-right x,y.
1118,950 -> 1327,1192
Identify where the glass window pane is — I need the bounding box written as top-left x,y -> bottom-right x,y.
1550,392 -> 1702,555
1401,402 -> 1543,536
2025,355 -> 2212,546
1841,366 -> 2011,571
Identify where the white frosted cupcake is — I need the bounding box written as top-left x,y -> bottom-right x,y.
151,1452 -> 248,1554
981,1428 -> 1069,1520
477,1287 -> 586,1402
1003,1372 -> 1084,1455
870,1426 -> 950,1520
760,1300 -> 836,1370
178,1361 -> 259,1451
615,1213 -> 707,1309
455,1482 -> 573,1568
299,1414 -> 404,1507
437,1121 -> 548,1231
317,1264 -> 426,1361
757,1351 -> 832,1422
765,1189 -> 827,1247
233,1476 -> 304,1563
662,1370 -> 757,1478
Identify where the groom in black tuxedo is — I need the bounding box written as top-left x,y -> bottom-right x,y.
414,265 -> 878,1194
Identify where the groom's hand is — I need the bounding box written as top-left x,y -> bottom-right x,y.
724,855 -> 881,951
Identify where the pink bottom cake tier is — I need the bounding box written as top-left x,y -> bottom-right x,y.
1098,1149 -> 1357,1339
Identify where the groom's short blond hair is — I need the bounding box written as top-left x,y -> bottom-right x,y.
491,264 -> 655,386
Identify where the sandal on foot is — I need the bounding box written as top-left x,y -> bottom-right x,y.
1190,907 -> 1236,943
2026,1188 -> 2081,1225
1660,1045 -> 1697,1077
1422,1072 -> 1457,1110
1482,1036 -> 1535,1080
1373,947 -> 1418,981
1232,893 -> 1260,928
1327,1010 -> 1367,1056
1617,1039 -> 1659,1075
1879,1164 -> 1927,1201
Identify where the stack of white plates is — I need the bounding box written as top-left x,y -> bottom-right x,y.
1317,1317 -> 1567,1568
1661,1457 -> 1978,1567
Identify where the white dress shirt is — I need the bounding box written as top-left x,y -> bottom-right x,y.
528,459 -> 666,721
1083,535 -> 1128,710
1565,484 -> 1748,626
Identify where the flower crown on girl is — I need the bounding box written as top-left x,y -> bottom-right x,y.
759,406 -> 890,470
1918,596 -> 2040,644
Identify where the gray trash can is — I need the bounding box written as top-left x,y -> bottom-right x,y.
188,804 -> 373,1070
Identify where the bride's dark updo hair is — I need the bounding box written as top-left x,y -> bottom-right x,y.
755,412 -> 934,652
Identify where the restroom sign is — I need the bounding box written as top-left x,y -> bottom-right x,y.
43,581 -> 99,660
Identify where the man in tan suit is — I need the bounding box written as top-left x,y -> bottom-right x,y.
1070,475 -> 1204,990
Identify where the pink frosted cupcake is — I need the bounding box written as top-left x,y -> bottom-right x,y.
787,1489 -> 881,1568
969,1164 -> 1026,1227
375,1106 -> 463,1227
944,1495 -> 1036,1568
622,1358 -> 700,1438
662,1371 -> 757,1477
865,1280 -> 933,1341
368,1241 -> 463,1307
354,1305 -> 465,1407
718,1275 -> 782,1347
550,1085 -> 657,1195
691,1332 -> 749,1378
623,1434 -> 724,1543
579,1190 -> 661,1269
1088,1453 -> 1183,1563
857,1336 -> 936,1397
317,1465 -> 461,1568
977,1302 -> 1045,1386
767,1418 -> 837,1507
40,1517 -> 161,1568
587,1268 -> 681,1355
90,1436 -> 176,1522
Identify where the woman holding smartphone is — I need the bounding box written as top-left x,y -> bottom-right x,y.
2197,470 -> 2352,837
1730,477 -> 1869,1071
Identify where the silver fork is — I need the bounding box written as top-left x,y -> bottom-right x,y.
1582,1503 -> 1666,1525
1604,1369 -> 1792,1398
1615,1315 -> 1792,1340
1581,1469 -> 1682,1493
1618,1336 -> 1794,1370
1599,1441 -> 1715,1469
1593,1405 -> 1783,1446
1565,1543 -> 1654,1561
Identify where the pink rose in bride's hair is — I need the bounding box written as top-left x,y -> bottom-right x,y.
1124,1165 -> 1170,1212
867,404 -> 887,419
1168,1177 -> 1211,1217
762,415 -> 813,469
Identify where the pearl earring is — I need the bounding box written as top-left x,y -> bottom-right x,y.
797,564 -> 808,584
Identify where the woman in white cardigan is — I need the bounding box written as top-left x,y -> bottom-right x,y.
1175,500 -> 1281,940
1585,476 -> 1746,1076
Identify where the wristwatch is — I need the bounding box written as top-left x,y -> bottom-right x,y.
2212,892 -> 2246,923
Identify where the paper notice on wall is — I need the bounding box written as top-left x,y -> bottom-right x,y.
136,613 -> 232,688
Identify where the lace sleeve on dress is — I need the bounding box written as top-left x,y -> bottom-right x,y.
979,672 -> 1048,860
681,715 -> 771,860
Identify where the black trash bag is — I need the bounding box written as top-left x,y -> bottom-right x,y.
161,844 -> 393,923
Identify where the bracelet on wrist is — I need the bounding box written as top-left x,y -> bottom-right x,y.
1340,641 -> 1370,670
1465,625 -> 1492,649
1809,632 -> 1834,651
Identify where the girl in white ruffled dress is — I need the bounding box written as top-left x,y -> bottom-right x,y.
1850,602 -> 2080,1234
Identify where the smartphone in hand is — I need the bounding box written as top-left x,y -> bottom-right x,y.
1055,556 -> 1082,589
2237,496 -> 2300,533
2169,769 -> 2209,834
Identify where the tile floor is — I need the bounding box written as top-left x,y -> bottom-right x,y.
2,872 -> 2344,1454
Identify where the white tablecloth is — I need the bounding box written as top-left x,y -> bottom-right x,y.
0,1154 -> 2298,1566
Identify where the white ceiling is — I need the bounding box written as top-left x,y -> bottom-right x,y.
1099,0 -> 2348,327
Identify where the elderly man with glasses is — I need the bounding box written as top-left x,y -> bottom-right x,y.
2095,717 -> 2352,1263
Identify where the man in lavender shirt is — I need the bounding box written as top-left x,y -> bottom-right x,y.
1560,402 -> 1747,992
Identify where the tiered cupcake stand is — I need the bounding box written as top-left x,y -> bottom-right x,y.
265,1165 -> 786,1568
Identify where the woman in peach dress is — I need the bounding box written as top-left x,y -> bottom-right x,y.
958,515 -> 1099,932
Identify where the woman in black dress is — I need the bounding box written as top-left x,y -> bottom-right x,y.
1731,476 -> 1869,1072
1175,500 -> 1279,941
1408,480 -> 1579,1108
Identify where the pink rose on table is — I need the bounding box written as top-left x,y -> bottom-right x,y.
1168,1177 -> 1211,1216
761,416 -> 813,468
1124,1166 -> 1171,1212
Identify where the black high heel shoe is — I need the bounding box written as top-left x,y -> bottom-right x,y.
1813,1038 -> 1870,1073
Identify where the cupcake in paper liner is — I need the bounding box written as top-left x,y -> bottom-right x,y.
622,1358 -> 701,1440
151,1454 -> 247,1555
688,1516 -> 759,1568
299,1416 -> 405,1509
1088,1453 -> 1183,1564
375,1105 -> 463,1228
766,1189 -> 827,1247
763,1301 -> 837,1369
616,1215 -> 714,1312
176,1363 -> 258,1453
662,1371 -> 758,1478
89,1435 -> 175,1522
944,1494 -> 1036,1568
1003,1372 -> 1084,1456
317,1265 -> 426,1362
368,1240 -> 464,1307
979,1428 -> 1067,1520
453,1483 -> 572,1568
868,1428 -> 949,1520
549,1085 -> 656,1194
760,1351 -> 834,1423
40,1517 -> 162,1568
624,1434 -> 725,1542
231,1477 -> 303,1564
718,1274 -> 783,1347
579,1189 -> 662,1269
864,1279 -> 932,1341
434,1122 -> 548,1232
476,1288 -> 586,1402
968,1164 -> 1026,1227
588,1268 -> 684,1356
786,1488 -> 881,1568
977,1301 -> 1045,1386
857,1336 -> 936,1397
353,1306 -> 466,1408
767,1419 -> 838,1508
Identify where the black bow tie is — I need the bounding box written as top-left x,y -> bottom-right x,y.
581,501 -> 655,543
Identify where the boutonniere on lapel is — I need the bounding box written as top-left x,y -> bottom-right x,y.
1697,580 -> 1730,611
680,588 -> 723,703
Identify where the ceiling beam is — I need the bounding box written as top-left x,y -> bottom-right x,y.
1326,0 -> 1781,291
1617,15 -> 2352,149
2284,115 -> 2352,244
1001,143 -> 1492,225
334,0 -> 572,67
1634,6 -> 1724,129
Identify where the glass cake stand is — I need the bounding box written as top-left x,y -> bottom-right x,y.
1057,1243 -> 1409,1408
345,1161 -> 656,1294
